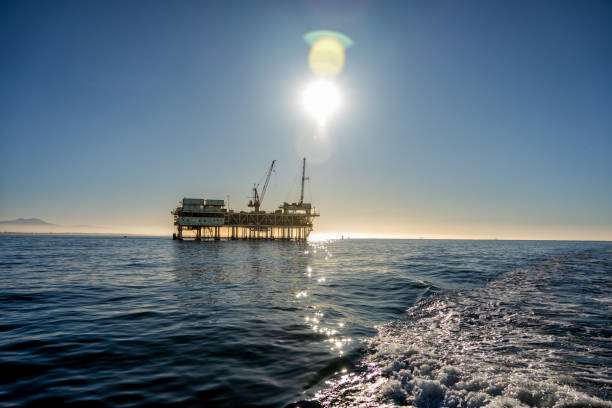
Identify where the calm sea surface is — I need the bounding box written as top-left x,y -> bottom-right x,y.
1,236 -> 610,407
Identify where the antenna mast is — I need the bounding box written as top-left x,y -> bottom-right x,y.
299,157 -> 309,205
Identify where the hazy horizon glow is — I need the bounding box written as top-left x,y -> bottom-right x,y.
2,224 -> 610,243
1,1 -> 611,241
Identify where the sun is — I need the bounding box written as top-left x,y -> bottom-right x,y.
302,79 -> 341,126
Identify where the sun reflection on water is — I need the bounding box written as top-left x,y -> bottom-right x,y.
294,240 -> 355,358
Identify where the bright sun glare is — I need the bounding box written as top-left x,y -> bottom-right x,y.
302,79 -> 341,126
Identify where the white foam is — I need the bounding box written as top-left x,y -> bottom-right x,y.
311,255 -> 612,407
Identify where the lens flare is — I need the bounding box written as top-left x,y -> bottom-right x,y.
303,30 -> 353,77
309,37 -> 345,77
303,30 -> 354,48
302,79 -> 341,126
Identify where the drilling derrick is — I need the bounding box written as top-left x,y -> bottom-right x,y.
299,157 -> 308,205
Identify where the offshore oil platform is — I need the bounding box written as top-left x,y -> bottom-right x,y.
172,158 -> 319,241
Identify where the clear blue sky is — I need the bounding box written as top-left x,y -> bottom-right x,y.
1,0 -> 611,239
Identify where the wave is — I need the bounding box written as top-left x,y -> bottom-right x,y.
300,252 -> 612,407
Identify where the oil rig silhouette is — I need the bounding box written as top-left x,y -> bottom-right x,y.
172,158 -> 319,241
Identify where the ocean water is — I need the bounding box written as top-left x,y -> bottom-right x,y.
0,236 -> 610,407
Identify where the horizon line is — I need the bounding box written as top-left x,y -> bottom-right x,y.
1,231 -> 610,243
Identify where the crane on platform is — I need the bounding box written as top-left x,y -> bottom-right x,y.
248,160 -> 276,212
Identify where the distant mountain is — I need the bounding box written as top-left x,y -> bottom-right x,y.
0,218 -> 55,225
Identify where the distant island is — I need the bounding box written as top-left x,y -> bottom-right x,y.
0,218 -> 155,236
0,218 -> 55,225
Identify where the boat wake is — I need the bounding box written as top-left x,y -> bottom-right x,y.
299,251 -> 612,407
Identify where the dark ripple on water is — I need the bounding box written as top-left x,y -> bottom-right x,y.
0,236 -> 610,407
